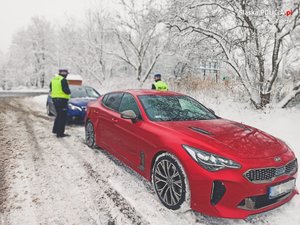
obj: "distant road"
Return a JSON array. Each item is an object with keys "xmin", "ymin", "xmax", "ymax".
[{"xmin": 0, "ymin": 90, "xmax": 48, "ymax": 97}]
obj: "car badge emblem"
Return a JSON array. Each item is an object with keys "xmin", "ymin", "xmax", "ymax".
[{"xmin": 274, "ymin": 156, "xmax": 281, "ymax": 162}]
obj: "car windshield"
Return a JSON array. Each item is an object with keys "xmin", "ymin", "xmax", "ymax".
[
  {"xmin": 139, "ymin": 95, "xmax": 217, "ymax": 121},
  {"xmin": 70, "ymin": 86, "xmax": 100, "ymax": 98}
]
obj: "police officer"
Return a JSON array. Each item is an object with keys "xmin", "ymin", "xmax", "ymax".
[
  {"xmin": 50, "ymin": 69, "xmax": 71, "ymax": 138},
  {"xmin": 151, "ymin": 73, "xmax": 168, "ymax": 91}
]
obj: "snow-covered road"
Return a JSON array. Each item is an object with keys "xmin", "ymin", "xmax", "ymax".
[{"xmin": 0, "ymin": 96, "xmax": 299, "ymax": 225}]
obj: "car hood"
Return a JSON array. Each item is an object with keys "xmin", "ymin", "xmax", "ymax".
[
  {"xmin": 69, "ymin": 98, "xmax": 97, "ymax": 107},
  {"xmin": 158, "ymin": 119, "xmax": 287, "ymax": 159}
]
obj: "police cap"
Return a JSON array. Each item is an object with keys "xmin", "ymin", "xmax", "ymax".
[
  {"xmin": 59, "ymin": 69, "xmax": 69, "ymax": 76},
  {"xmin": 154, "ymin": 73, "xmax": 161, "ymax": 78}
]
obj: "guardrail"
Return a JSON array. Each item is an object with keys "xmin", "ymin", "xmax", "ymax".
[{"xmin": 0, "ymin": 91, "xmax": 49, "ymax": 98}]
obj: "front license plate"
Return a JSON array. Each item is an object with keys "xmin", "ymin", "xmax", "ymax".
[{"xmin": 269, "ymin": 179, "xmax": 296, "ymax": 199}]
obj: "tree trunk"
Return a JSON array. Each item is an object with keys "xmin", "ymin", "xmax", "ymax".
[
  {"xmin": 40, "ymin": 73, "xmax": 45, "ymax": 88},
  {"xmin": 260, "ymin": 92, "xmax": 271, "ymax": 108},
  {"xmin": 137, "ymin": 65, "xmax": 142, "ymax": 81}
]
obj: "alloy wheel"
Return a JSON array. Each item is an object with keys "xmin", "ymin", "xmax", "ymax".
[
  {"xmin": 153, "ymin": 155, "xmax": 186, "ymax": 209},
  {"xmin": 85, "ymin": 121, "xmax": 95, "ymax": 148}
]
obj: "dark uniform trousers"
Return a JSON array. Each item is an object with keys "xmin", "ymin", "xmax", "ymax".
[{"xmin": 52, "ymin": 98, "xmax": 68, "ymax": 136}]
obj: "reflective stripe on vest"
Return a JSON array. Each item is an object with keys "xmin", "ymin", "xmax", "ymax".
[
  {"xmin": 50, "ymin": 75, "xmax": 70, "ymax": 99},
  {"xmin": 154, "ymin": 81, "xmax": 168, "ymax": 91}
]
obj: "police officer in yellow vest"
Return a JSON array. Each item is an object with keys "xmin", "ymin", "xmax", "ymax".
[
  {"xmin": 151, "ymin": 73, "xmax": 168, "ymax": 91},
  {"xmin": 50, "ymin": 69, "xmax": 71, "ymax": 138}
]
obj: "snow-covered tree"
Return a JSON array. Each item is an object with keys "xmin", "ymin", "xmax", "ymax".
[
  {"xmin": 276, "ymin": 26, "xmax": 300, "ymax": 107},
  {"xmin": 8, "ymin": 17, "xmax": 56, "ymax": 88},
  {"xmin": 112, "ymin": 0, "xmax": 169, "ymax": 85},
  {"xmin": 167, "ymin": 0, "xmax": 300, "ymax": 108},
  {"xmin": 57, "ymin": 11, "xmax": 116, "ymax": 85},
  {"xmin": 0, "ymin": 51, "xmax": 8, "ymax": 90},
  {"xmin": 57, "ymin": 20, "xmax": 90, "ymax": 79}
]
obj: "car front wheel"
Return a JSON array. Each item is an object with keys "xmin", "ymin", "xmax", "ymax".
[
  {"xmin": 85, "ymin": 120, "xmax": 96, "ymax": 148},
  {"xmin": 152, "ymin": 153, "xmax": 187, "ymax": 210}
]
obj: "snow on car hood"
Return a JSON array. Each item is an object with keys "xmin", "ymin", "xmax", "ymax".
[{"xmin": 158, "ymin": 119, "xmax": 287, "ymax": 159}]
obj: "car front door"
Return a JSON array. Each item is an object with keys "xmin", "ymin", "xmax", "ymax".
[
  {"xmin": 97, "ymin": 92, "xmax": 123, "ymax": 153},
  {"xmin": 114, "ymin": 93, "xmax": 153, "ymax": 170}
]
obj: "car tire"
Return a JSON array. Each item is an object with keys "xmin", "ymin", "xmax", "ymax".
[
  {"xmin": 152, "ymin": 153, "xmax": 187, "ymax": 210},
  {"xmin": 46, "ymin": 103, "xmax": 54, "ymax": 116},
  {"xmin": 85, "ymin": 120, "xmax": 96, "ymax": 148},
  {"xmin": 66, "ymin": 117, "xmax": 72, "ymax": 125}
]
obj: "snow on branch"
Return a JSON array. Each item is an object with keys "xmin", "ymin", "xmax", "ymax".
[{"xmin": 277, "ymin": 81, "xmax": 300, "ymax": 108}]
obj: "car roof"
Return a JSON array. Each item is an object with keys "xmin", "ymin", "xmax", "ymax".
[{"xmin": 108, "ymin": 89, "xmax": 184, "ymax": 96}]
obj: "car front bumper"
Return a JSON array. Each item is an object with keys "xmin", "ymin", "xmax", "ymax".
[
  {"xmin": 185, "ymin": 155, "xmax": 298, "ymax": 219},
  {"xmin": 67, "ymin": 110, "xmax": 86, "ymax": 122}
]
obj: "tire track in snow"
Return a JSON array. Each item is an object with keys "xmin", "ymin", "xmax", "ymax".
[
  {"xmin": 56, "ymin": 132, "xmax": 149, "ymax": 225},
  {"xmin": 0, "ymin": 106, "xmax": 12, "ymax": 216},
  {"xmin": 6, "ymin": 98, "xmax": 149, "ymax": 225},
  {"xmin": 0, "ymin": 100, "xmax": 39, "ymax": 225},
  {"xmin": 0, "ymin": 99, "xmax": 102, "ymax": 224},
  {"xmin": 5, "ymin": 99, "xmax": 52, "ymax": 122},
  {"xmin": 82, "ymin": 162, "xmax": 148, "ymax": 225},
  {"xmin": 5, "ymin": 99, "xmax": 47, "ymax": 170}
]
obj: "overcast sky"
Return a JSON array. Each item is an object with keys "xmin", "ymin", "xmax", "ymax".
[{"xmin": 0, "ymin": 0, "xmax": 112, "ymax": 53}]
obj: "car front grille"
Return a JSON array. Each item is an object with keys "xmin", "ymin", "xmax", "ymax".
[{"xmin": 244, "ymin": 159, "xmax": 298, "ymax": 183}]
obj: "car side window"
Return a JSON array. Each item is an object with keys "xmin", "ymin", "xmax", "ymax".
[
  {"xmin": 102, "ymin": 94, "xmax": 108, "ymax": 104},
  {"xmin": 119, "ymin": 93, "xmax": 142, "ymax": 119},
  {"xmin": 86, "ymin": 87, "xmax": 100, "ymax": 98},
  {"xmin": 103, "ymin": 93, "xmax": 123, "ymax": 111}
]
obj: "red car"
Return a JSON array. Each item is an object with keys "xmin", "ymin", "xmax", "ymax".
[{"xmin": 85, "ymin": 90, "xmax": 298, "ymax": 219}]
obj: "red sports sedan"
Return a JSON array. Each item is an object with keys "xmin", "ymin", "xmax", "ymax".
[{"xmin": 85, "ymin": 90, "xmax": 298, "ymax": 219}]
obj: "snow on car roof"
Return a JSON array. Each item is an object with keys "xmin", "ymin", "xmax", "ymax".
[{"xmin": 66, "ymin": 74, "xmax": 83, "ymax": 81}]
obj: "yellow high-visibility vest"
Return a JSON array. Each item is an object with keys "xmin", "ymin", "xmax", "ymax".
[
  {"xmin": 154, "ymin": 81, "xmax": 168, "ymax": 91},
  {"xmin": 50, "ymin": 75, "xmax": 70, "ymax": 99}
]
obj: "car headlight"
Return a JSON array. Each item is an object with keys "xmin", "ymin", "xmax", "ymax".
[
  {"xmin": 182, "ymin": 145, "xmax": 241, "ymax": 171},
  {"xmin": 68, "ymin": 103, "xmax": 82, "ymax": 111}
]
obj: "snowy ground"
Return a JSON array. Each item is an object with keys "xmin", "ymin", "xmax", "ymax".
[{"xmin": 0, "ymin": 95, "xmax": 299, "ymax": 225}]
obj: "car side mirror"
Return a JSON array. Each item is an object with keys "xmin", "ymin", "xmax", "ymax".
[{"xmin": 121, "ymin": 110, "xmax": 137, "ymax": 120}]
